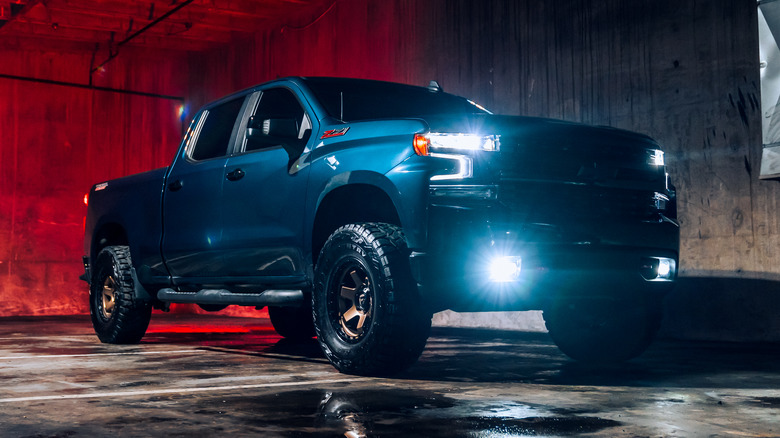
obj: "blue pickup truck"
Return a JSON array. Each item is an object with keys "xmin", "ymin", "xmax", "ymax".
[{"xmin": 82, "ymin": 77, "xmax": 679, "ymax": 375}]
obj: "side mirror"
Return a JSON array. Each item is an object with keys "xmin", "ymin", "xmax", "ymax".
[
  {"xmin": 247, "ymin": 116, "xmax": 298, "ymax": 139},
  {"xmin": 247, "ymin": 116, "xmax": 303, "ymax": 160}
]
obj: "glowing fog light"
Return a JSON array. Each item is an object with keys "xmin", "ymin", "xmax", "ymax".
[
  {"xmin": 489, "ymin": 256, "xmax": 522, "ymax": 282},
  {"xmin": 641, "ymin": 257, "xmax": 676, "ymax": 281},
  {"xmin": 657, "ymin": 258, "xmax": 673, "ymax": 279}
]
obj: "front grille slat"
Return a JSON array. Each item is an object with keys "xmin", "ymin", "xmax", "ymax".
[{"xmin": 499, "ymin": 183, "xmax": 662, "ymax": 221}]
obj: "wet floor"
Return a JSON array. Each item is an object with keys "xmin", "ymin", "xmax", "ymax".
[{"xmin": 1, "ymin": 314, "xmax": 779, "ymax": 437}]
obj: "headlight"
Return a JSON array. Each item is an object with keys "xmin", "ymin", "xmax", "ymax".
[
  {"xmin": 414, "ymin": 133, "xmax": 499, "ymax": 181},
  {"xmin": 650, "ymin": 149, "xmax": 665, "ymax": 166},
  {"xmin": 413, "ymin": 133, "xmax": 500, "ymax": 156}
]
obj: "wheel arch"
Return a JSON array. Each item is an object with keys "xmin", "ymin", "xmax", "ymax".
[
  {"xmin": 91, "ymin": 222, "xmax": 129, "ymax": 265},
  {"xmin": 311, "ymin": 179, "xmax": 402, "ymax": 266}
]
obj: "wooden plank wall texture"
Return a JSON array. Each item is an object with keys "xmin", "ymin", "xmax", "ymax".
[
  {"xmin": 0, "ymin": 44, "xmax": 186, "ymax": 315},
  {"xmin": 189, "ymin": 0, "xmax": 773, "ymax": 278}
]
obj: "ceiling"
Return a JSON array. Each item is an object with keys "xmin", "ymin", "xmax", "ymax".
[{"xmin": 0, "ymin": 0, "xmax": 332, "ymax": 51}]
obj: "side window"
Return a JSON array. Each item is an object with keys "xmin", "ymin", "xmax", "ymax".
[
  {"xmin": 190, "ymin": 97, "xmax": 244, "ymax": 161},
  {"xmin": 245, "ymin": 88, "xmax": 312, "ymax": 153}
]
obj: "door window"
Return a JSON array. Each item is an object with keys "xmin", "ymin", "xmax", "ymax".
[{"xmin": 189, "ymin": 97, "xmax": 244, "ymax": 161}]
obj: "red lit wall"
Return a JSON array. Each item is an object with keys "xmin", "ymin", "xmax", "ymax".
[{"xmin": 0, "ymin": 45, "xmax": 186, "ymax": 316}]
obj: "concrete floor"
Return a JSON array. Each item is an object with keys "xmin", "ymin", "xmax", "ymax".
[{"xmin": 1, "ymin": 314, "xmax": 779, "ymax": 437}]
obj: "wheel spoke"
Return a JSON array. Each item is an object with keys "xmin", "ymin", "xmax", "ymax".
[
  {"xmin": 356, "ymin": 312, "xmax": 368, "ymax": 330},
  {"xmin": 343, "ymin": 305, "xmax": 361, "ymax": 323},
  {"xmin": 349, "ymin": 270, "xmax": 364, "ymax": 290},
  {"xmin": 340, "ymin": 285, "xmax": 356, "ymax": 301},
  {"xmin": 101, "ymin": 276, "xmax": 117, "ymax": 319}
]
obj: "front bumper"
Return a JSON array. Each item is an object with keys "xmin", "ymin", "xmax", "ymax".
[{"xmin": 410, "ymin": 204, "xmax": 679, "ymax": 312}]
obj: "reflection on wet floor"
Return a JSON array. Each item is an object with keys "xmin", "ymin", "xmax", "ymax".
[
  {"xmin": 1, "ymin": 314, "xmax": 780, "ymax": 437},
  {"xmin": 238, "ymin": 389, "xmax": 621, "ymax": 437}
]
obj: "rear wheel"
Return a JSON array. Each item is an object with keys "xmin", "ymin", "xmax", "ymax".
[
  {"xmin": 313, "ymin": 223, "xmax": 431, "ymax": 376},
  {"xmin": 90, "ymin": 246, "xmax": 152, "ymax": 344},
  {"xmin": 543, "ymin": 294, "xmax": 662, "ymax": 363},
  {"xmin": 268, "ymin": 304, "xmax": 315, "ymax": 340}
]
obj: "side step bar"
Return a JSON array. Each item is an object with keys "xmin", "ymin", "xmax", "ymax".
[{"xmin": 157, "ymin": 288, "xmax": 304, "ymax": 308}]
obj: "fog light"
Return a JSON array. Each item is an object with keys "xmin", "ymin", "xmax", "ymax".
[
  {"xmin": 656, "ymin": 258, "xmax": 674, "ymax": 279},
  {"xmin": 641, "ymin": 257, "xmax": 676, "ymax": 281},
  {"xmin": 489, "ymin": 256, "xmax": 522, "ymax": 282}
]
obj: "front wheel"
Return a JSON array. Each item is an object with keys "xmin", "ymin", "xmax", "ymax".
[
  {"xmin": 313, "ymin": 223, "xmax": 431, "ymax": 376},
  {"xmin": 89, "ymin": 246, "xmax": 152, "ymax": 344},
  {"xmin": 543, "ymin": 294, "xmax": 663, "ymax": 363}
]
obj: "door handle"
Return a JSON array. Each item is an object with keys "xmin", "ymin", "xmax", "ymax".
[
  {"xmin": 226, "ymin": 168, "xmax": 245, "ymax": 181},
  {"xmin": 168, "ymin": 179, "xmax": 183, "ymax": 191}
]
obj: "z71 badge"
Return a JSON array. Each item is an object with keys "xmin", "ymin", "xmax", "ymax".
[{"xmin": 320, "ymin": 127, "xmax": 350, "ymax": 139}]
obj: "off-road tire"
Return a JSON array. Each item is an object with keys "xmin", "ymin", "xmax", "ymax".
[
  {"xmin": 313, "ymin": 223, "xmax": 431, "ymax": 376},
  {"xmin": 269, "ymin": 304, "xmax": 315, "ymax": 340},
  {"xmin": 90, "ymin": 246, "xmax": 152, "ymax": 344},
  {"xmin": 543, "ymin": 295, "xmax": 662, "ymax": 363}
]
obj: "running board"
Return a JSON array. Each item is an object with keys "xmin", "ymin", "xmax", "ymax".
[{"xmin": 157, "ymin": 288, "xmax": 304, "ymax": 307}]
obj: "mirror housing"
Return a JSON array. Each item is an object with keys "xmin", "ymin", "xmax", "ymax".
[
  {"xmin": 247, "ymin": 116, "xmax": 303, "ymax": 159},
  {"xmin": 247, "ymin": 116, "xmax": 298, "ymax": 139}
]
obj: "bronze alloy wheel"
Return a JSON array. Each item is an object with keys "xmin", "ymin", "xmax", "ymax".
[
  {"xmin": 101, "ymin": 275, "xmax": 118, "ymax": 320},
  {"xmin": 313, "ymin": 223, "xmax": 433, "ymax": 375},
  {"xmin": 331, "ymin": 260, "xmax": 373, "ymax": 341}
]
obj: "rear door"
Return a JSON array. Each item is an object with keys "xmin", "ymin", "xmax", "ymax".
[{"xmin": 161, "ymin": 95, "xmax": 247, "ymax": 280}]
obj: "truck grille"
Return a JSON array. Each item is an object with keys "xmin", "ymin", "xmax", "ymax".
[{"xmin": 498, "ymin": 183, "xmax": 663, "ymax": 222}]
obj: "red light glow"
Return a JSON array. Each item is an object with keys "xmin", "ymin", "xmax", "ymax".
[{"xmin": 146, "ymin": 324, "xmax": 252, "ymax": 334}]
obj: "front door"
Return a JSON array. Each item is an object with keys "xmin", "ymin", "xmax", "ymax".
[{"xmin": 219, "ymin": 86, "xmax": 316, "ymax": 281}]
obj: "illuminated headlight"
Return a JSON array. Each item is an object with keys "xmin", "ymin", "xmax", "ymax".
[
  {"xmin": 427, "ymin": 133, "xmax": 500, "ymax": 152},
  {"xmin": 414, "ymin": 133, "xmax": 500, "ymax": 156},
  {"xmin": 414, "ymin": 133, "xmax": 499, "ymax": 181},
  {"xmin": 430, "ymin": 153, "xmax": 473, "ymax": 181},
  {"xmin": 650, "ymin": 149, "xmax": 665, "ymax": 166},
  {"xmin": 488, "ymin": 256, "xmax": 522, "ymax": 282}
]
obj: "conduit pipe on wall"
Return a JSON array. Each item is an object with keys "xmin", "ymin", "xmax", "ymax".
[{"xmin": 0, "ymin": 73, "xmax": 184, "ymax": 101}]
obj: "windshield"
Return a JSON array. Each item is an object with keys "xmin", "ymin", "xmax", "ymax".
[{"xmin": 303, "ymin": 77, "xmax": 491, "ymax": 122}]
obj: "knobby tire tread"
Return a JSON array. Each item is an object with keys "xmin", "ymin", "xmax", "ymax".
[
  {"xmin": 314, "ymin": 223, "xmax": 431, "ymax": 376},
  {"xmin": 91, "ymin": 246, "xmax": 151, "ymax": 344}
]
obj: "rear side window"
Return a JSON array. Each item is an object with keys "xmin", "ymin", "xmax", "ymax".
[{"xmin": 190, "ymin": 97, "xmax": 244, "ymax": 161}]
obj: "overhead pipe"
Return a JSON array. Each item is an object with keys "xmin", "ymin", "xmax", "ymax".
[
  {"xmin": 89, "ymin": 0, "xmax": 195, "ymax": 83},
  {"xmin": 0, "ymin": 73, "xmax": 184, "ymax": 101}
]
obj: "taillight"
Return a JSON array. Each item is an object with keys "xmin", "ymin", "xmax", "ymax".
[{"xmin": 84, "ymin": 193, "xmax": 89, "ymax": 206}]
